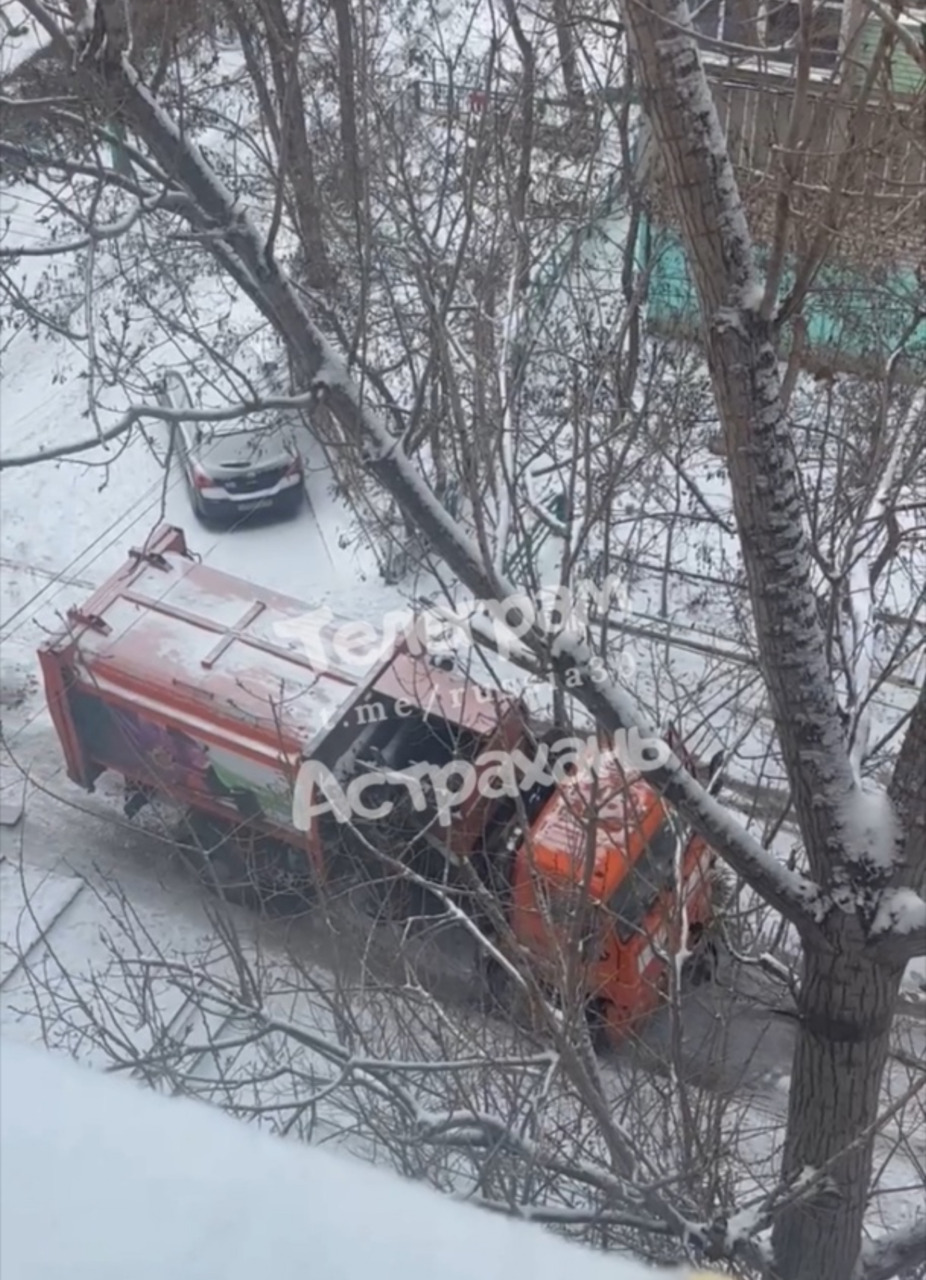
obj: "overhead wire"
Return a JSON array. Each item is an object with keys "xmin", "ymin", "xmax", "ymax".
[
  {"xmin": 1, "ymin": 434, "xmax": 180, "ymax": 639},
  {"xmin": 2, "ymin": 418, "xmax": 316, "ymax": 748}
]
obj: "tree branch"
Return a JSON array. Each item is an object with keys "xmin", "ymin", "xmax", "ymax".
[
  {"xmin": 0, "ymin": 391, "xmax": 320, "ymax": 469},
  {"xmin": 0, "ymin": 190, "xmax": 177, "ymax": 258},
  {"xmin": 619, "ymin": 0, "xmax": 869, "ymax": 894}
]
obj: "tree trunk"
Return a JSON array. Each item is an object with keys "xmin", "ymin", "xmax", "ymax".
[
  {"xmin": 551, "ymin": 0, "xmax": 585, "ymax": 116},
  {"xmin": 772, "ymin": 945, "xmax": 901, "ymax": 1280},
  {"xmin": 331, "ymin": 0, "xmax": 361, "ymax": 211},
  {"xmin": 226, "ymin": 0, "xmax": 331, "ymax": 291},
  {"xmin": 615, "ymin": 4, "xmax": 925, "ymax": 1278}
]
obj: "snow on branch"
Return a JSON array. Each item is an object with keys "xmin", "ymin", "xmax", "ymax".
[
  {"xmin": 0, "ymin": 191, "xmax": 174, "ymax": 259},
  {"xmin": 96, "ymin": 950, "xmax": 704, "ymax": 1247},
  {"xmin": 27, "ymin": 0, "xmax": 880, "ymax": 943},
  {"xmin": 363, "ymin": 434, "xmax": 829, "ymax": 929},
  {"xmin": 618, "ymin": 0, "xmax": 912, "ymax": 907},
  {"xmin": 870, "ymin": 887, "xmax": 926, "ymax": 950},
  {"xmin": 631, "ymin": 0, "xmax": 759, "ymax": 314},
  {"xmin": 546, "ymin": 633, "xmax": 829, "ymax": 930}
]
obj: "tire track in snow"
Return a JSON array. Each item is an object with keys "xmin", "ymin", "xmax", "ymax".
[{"xmin": 0, "ymin": 557, "xmax": 97, "ymax": 594}]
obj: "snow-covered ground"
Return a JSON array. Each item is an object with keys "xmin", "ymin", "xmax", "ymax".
[
  {"xmin": 0, "ymin": 3, "xmax": 48, "ymax": 80},
  {"xmin": 2, "ymin": 267, "xmax": 919, "ymax": 997},
  {"xmin": 0, "ymin": 226, "xmax": 405, "ymax": 726},
  {"xmin": 0, "ymin": 137, "xmax": 922, "ymax": 1004},
  {"xmin": 2, "ymin": 1035, "xmax": 717, "ymax": 1280}
]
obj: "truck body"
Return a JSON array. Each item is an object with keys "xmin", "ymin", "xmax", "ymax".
[{"xmin": 38, "ymin": 525, "xmax": 718, "ymax": 1046}]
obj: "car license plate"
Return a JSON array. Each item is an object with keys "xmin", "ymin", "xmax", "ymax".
[{"xmin": 241, "ymin": 498, "xmax": 274, "ymax": 512}]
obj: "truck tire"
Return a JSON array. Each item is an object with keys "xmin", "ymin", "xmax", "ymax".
[
  {"xmin": 176, "ymin": 811, "xmax": 254, "ymax": 909},
  {"xmin": 205, "ymin": 842, "xmax": 254, "ymax": 906},
  {"xmin": 584, "ymin": 998, "xmax": 612, "ymax": 1055},
  {"xmin": 480, "ymin": 952, "xmax": 512, "ymax": 1016},
  {"xmin": 682, "ymin": 926, "xmax": 720, "ymax": 987}
]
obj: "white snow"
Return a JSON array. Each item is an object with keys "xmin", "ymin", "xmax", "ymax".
[
  {"xmin": 900, "ymin": 953, "xmax": 926, "ymax": 1004},
  {"xmin": 0, "ymin": 860, "xmax": 83, "ymax": 985},
  {"xmin": 738, "ymin": 279, "xmax": 766, "ymax": 312},
  {"xmin": 722, "ymin": 1202, "xmax": 765, "ymax": 1252},
  {"xmin": 872, "ymin": 886, "xmax": 926, "ymax": 940},
  {"xmin": 0, "ymin": 1035, "xmax": 701, "ymax": 1280},
  {"xmin": 0, "ymin": 3, "xmax": 48, "ymax": 79},
  {"xmin": 839, "ymin": 785, "xmax": 900, "ymax": 871}
]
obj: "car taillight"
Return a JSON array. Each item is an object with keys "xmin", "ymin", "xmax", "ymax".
[
  {"xmin": 191, "ymin": 464, "xmax": 212, "ymax": 490},
  {"xmin": 284, "ymin": 455, "xmax": 303, "ymax": 478}
]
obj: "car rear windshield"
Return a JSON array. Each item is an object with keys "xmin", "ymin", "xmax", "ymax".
[{"xmin": 199, "ymin": 426, "xmax": 291, "ymax": 468}]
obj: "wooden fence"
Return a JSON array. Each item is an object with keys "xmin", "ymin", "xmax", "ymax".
[{"xmin": 691, "ymin": 67, "xmax": 924, "ymax": 265}]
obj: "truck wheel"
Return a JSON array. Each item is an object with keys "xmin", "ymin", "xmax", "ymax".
[
  {"xmin": 480, "ymin": 953, "xmax": 512, "ymax": 1016},
  {"xmin": 204, "ymin": 842, "xmax": 255, "ymax": 907},
  {"xmin": 683, "ymin": 929, "xmax": 720, "ymax": 987},
  {"xmin": 584, "ymin": 998, "xmax": 612, "ymax": 1055},
  {"xmin": 176, "ymin": 812, "xmax": 254, "ymax": 908}
]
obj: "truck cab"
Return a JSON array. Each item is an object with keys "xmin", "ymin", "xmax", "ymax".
[{"xmin": 510, "ymin": 748, "xmax": 717, "ymax": 1045}]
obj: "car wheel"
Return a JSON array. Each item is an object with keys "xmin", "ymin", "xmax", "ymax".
[
  {"xmin": 283, "ymin": 486, "xmax": 305, "ymax": 519},
  {"xmin": 190, "ymin": 487, "xmax": 215, "ymax": 527}
]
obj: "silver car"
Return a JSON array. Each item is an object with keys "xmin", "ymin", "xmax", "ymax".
[{"xmin": 156, "ymin": 370, "xmax": 305, "ymax": 526}]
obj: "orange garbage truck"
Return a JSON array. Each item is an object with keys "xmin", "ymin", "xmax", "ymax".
[{"xmin": 38, "ymin": 524, "xmax": 724, "ymax": 1047}]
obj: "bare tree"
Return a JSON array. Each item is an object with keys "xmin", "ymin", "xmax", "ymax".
[
  {"xmin": 552, "ymin": 0, "xmax": 586, "ymax": 115},
  {"xmin": 618, "ymin": 4, "xmax": 925, "ymax": 1275},
  {"xmin": 0, "ymin": 1, "xmax": 924, "ymax": 1278},
  {"xmin": 329, "ymin": 0, "xmax": 361, "ymax": 209}
]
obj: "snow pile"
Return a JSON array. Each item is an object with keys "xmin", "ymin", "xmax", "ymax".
[
  {"xmin": 900, "ymin": 953, "xmax": 926, "ymax": 1005},
  {"xmin": 0, "ymin": 1036, "xmax": 710, "ymax": 1280},
  {"xmin": 873, "ymin": 887, "xmax": 926, "ymax": 941},
  {"xmin": 840, "ymin": 785, "xmax": 899, "ymax": 870}
]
